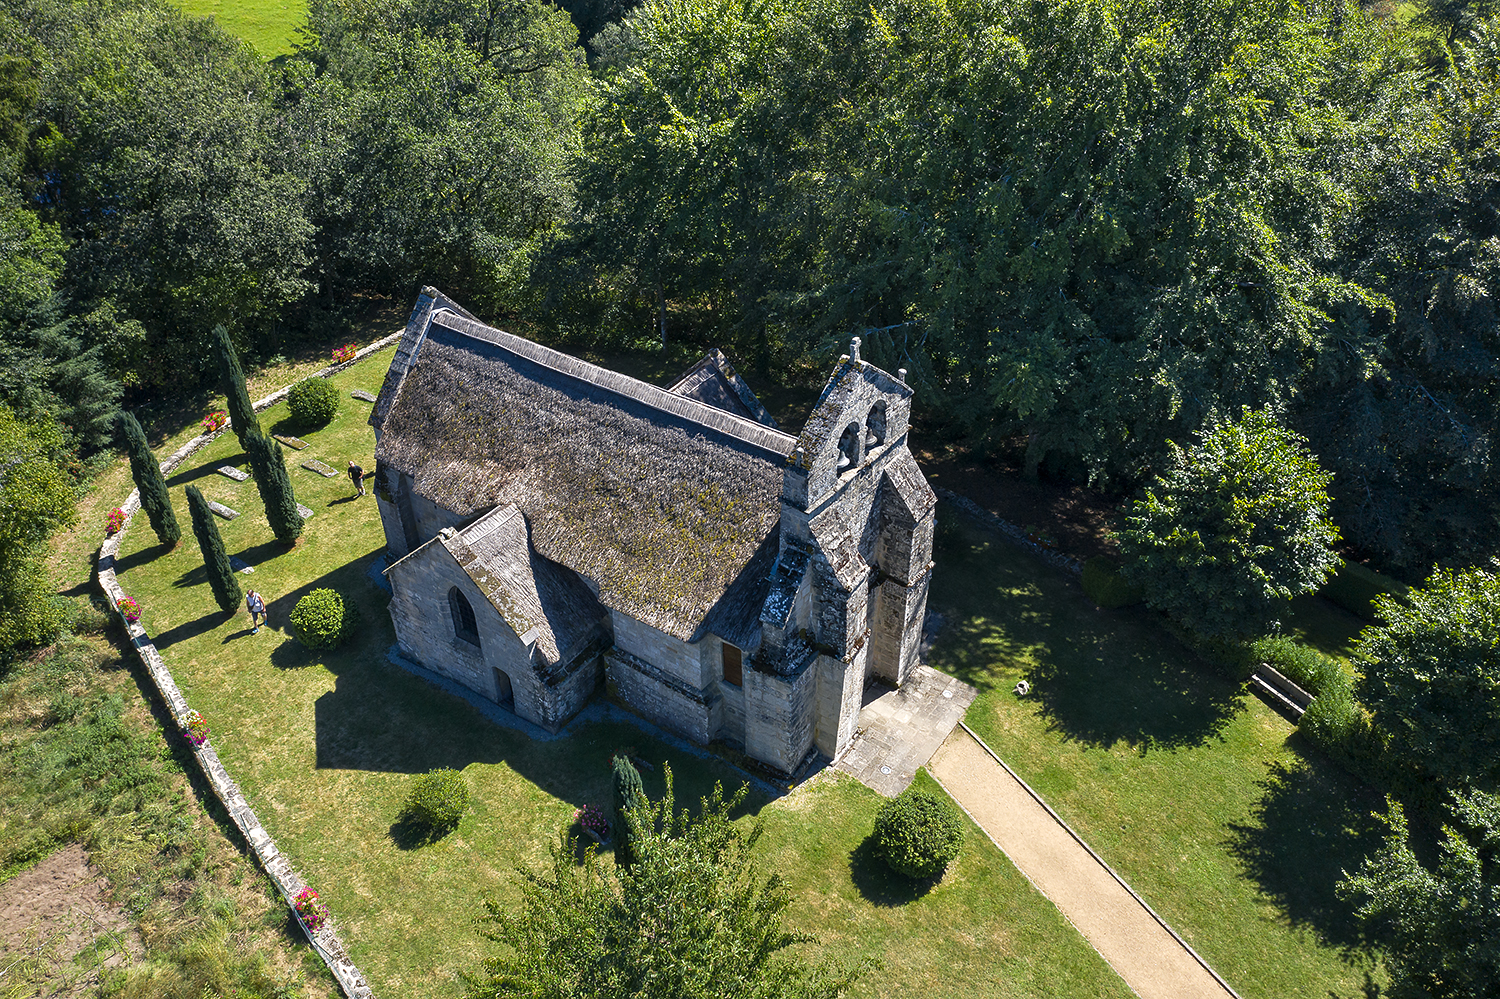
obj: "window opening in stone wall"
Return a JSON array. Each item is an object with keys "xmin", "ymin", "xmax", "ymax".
[
  {"xmin": 865, "ymin": 401, "xmax": 887, "ymax": 449},
  {"xmin": 449, "ymin": 587, "xmax": 480, "ymax": 647},
  {"xmin": 722, "ymin": 642, "xmax": 742, "ymax": 687},
  {"xmin": 493, "ymin": 667, "xmax": 514, "ymax": 710},
  {"xmin": 837, "ymin": 423, "xmax": 861, "ymax": 471}
]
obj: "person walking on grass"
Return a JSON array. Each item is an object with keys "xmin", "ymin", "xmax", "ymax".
[
  {"xmin": 246, "ymin": 589, "xmax": 266, "ymax": 634},
  {"xmin": 348, "ymin": 461, "xmax": 365, "ymax": 497}
]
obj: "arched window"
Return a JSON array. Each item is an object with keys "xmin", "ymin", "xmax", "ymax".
[
  {"xmin": 865, "ymin": 401, "xmax": 887, "ymax": 449},
  {"xmin": 449, "ymin": 587, "xmax": 479, "ymax": 647},
  {"xmin": 837, "ymin": 423, "xmax": 862, "ymax": 472}
]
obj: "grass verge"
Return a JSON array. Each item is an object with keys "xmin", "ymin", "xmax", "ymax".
[
  {"xmin": 172, "ymin": 0, "xmax": 306, "ymax": 58},
  {"xmin": 928, "ymin": 505, "xmax": 1387, "ymax": 999}
]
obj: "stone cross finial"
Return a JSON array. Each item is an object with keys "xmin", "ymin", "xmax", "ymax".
[
  {"xmin": 850, "ymin": 336, "xmax": 861, "ymax": 363},
  {"xmin": 897, "ymin": 368, "xmax": 908, "ymax": 383}
]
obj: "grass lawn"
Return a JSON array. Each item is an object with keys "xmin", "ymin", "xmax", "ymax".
[
  {"xmin": 172, "ymin": 0, "xmax": 305, "ymax": 57},
  {"xmin": 928, "ymin": 508, "xmax": 1388, "ymax": 999},
  {"xmin": 111, "ymin": 352, "xmax": 1134, "ymax": 999}
]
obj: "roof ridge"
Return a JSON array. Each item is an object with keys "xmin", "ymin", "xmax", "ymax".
[{"xmin": 428, "ymin": 310, "xmax": 797, "ymax": 459}]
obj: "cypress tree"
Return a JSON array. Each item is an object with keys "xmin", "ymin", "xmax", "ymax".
[
  {"xmin": 611, "ymin": 755, "xmax": 646, "ymax": 865},
  {"xmin": 118, "ymin": 411, "xmax": 180, "ymax": 545},
  {"xmin": 243, "ymin": 430, "xmax": 303, "ymax": 544},
  {"xmin": 186, "ymin": 485, "xmax": 241, "ymax": 612},
  {"xmin": 212, "ymin": 324, "xmax": 260, "ymax": 443}
]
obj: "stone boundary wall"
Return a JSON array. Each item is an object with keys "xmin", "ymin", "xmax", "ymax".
[
  {"xmin": 935, "ymin": 487, "xmax": 1085, "ymax": 577},
  {"xmin": 95, "ymin": 332, "xmax": 403, "ymax": 999}
]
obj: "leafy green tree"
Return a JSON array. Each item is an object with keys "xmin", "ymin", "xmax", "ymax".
[
  {"xmin": 1116, "ymin": 409, "xmax": 1341, "ymax": 641},
  {"xmin": 1339, "ymin": 790, "xmax": 1500, "ymax": 999},
  {"xmin": 0, "ymin": 403, "xmax": 76, "ymax": 650},
  {"xmin": 293, "ymin": 0, "xmax": 589, "ymax": 311},
  {"xmin": 185, "ymin": 485, "xmax": 240, "ymax": 613},
  {"xmin": 1355, "ymin": 568, "xmax": 1500, "ymax": 790},
  {"xmin": 118, "ymin": 410, "xmax": 179, "ymax": 546},
  {"xmin": 610, "ymin": 754, "xmax": 645, "ymax": 865},
  {"xmin": 17, "ymin": 0, "xmax": 312, "ymax": 389},
  {"xmin": 470, "ymin": 769, "xmax": 858, "ymax": 999},
  {"xmin": 212, "ymin": 324, "xmax": 260, "ymax": 444},
  {"xmin": 242, "ymin": 430, "xmax": 303, "ymax": 545}
]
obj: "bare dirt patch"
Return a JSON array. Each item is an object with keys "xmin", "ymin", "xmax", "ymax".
[{"xmin": 0, "ymin": 843, "xmax": 142, "ymax": 997}]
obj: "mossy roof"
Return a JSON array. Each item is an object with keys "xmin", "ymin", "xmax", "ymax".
[{"xmin": 375, "ymin": 310, "xmax": 796, "ymax": 642}]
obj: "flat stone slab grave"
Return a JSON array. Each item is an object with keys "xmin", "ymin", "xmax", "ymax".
[
  {"xmin": 301, "ymin": 459, "xmax": 338, "ymax": 478},
  {"xmin": 351, "ymin": 389, "xmax": 376, "ymax": 402},
  {"xmin": 217, "ymin": 466, "xmax": 250, "ymax": 482},
  {"xmin": 229, "ymin": 557, "xmax": 255, "ymax": 574},
  {"xmin": 207, "ymin": 501, "xmax": 238, "ymax": 521},
  {"xmin": 273, "ymin": 434, "xmax": 308, "ymax": 450},
  {"xmin": 834, "ymin": 665, "xmax": 978, "ymax": 796},
  {"xmin": 296, "ymin": 503, "xmax": 313, "ymax": 520}
]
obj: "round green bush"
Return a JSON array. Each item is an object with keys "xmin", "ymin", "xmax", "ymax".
[
  {"xmin": 404, "ymin": 768, "xmax": 470, "ymax": 832},
  {"xmin": 873, "ymin": 788, "xmax": 964, "ymax": 880},
  {"xmin": 289, "ymin": 588, "xmax": 355, "ymax": 649},
  {"xmin": 287, "ymin": 376, "xmax": 340, "ymax": 429},
  {"xmin": 1081, "ymin": 557, "xmax": 1143, "ymax": 608}
]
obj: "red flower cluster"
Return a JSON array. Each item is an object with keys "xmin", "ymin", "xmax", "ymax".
[
  {"xmin": 294, "ymin": 887, "xmax": 329, "ymax": 931},
  {"xmin": 202, "ymin": 410, "xmax": 229, "ymax": 433},
  {"xmin": 331, "ymin": 343, "xmax": 358, "ymax": 364},
  {"xmin": 116, "ymin": 597, "xmax": 141, "ymax": 624},
  {"xmin": 106, "ymin": 508, "xmax": 126, "ymax": 534}
]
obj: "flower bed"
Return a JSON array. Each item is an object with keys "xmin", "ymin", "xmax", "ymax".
[
  {"xmin": 332, "ymin": 343, "xmax": 358, "ymax": 364},
  {"xmin": 116, "ymin": 596, "xmax": 140, "ymax": 624},
  {"xmin": 202, "ymin": 410, "xmax": 229, "ymax": 433},
  {"xmin": 295, "ymin": 887, "xmax": 330, "ymax": 932},
  {"xmin": 181, "ymin": 708, "xmax": 210, "ymax": 747},
  {"xmin": 574, "ymin": 804, "xmax": 611, "ymax": 843},
  {"xmin": 106, "ymin": 508, "xmax": 126, "ymax": 535}
]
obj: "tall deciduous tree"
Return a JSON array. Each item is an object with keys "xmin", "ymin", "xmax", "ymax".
[
  {"xmin": 1116, "ymin": 409, "xmax": 1341, "ymax": 642},
  {"xmin": 185, "ymin": 485, "xmax": 240, "ymax": 613},
  {"xmin": 0, "ymin": 403, "xmax": 76, "ymax": 650},
  {"xmin": 1355, "ymin": 568, "xmax": 1500, "ymax": 790},
  {"xmin": 1339, "ymin": 790, "xmax": 1500, "ymax": 999},
  {"xmin": 118, "ymin": 410, "xmax": 179, "ymax": 546},
  {"xmin": 242, "ymin": 430, "xmax": 302, "ymax": 545},
  {"xmin": 212, "ymin": 325, "xmax": 260, "ymax": 445},
  {"xmin": 470, "ymin": 770, "xmax": 859, "ymax": 999}
]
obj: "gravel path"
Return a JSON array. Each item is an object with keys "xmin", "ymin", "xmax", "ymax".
[{"xmin": 928, "ymin": 727, "xmax": 1238, "ymax": 999}]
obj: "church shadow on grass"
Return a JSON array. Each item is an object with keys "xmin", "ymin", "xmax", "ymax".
[
  {"xmin": 847, "ymin": 835, "xmax": 937, "ymax": 906},
  {"xmin": 929, "ymin": 507, "xmax": 1241, "ymax": 752},
  {"xmin": 1225, "ymin": 751, "xmax": 1388, "ymax": 956}
]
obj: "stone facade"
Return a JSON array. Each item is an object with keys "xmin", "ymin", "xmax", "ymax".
[{"xmin": 372, "ymin": 292, "xmax": 935, "ymax": 776}]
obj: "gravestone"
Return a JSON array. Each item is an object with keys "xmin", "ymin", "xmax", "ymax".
[
  {"xmin": 208, "ymin": 501, "xmax": 239, "ymax": 520},
  {"xmin": 296, "ymin": 503, "xmax": 314, "ymax": 520},
  {"xmin": 351, "ymin": 390, "xmax": 377, "ymax": 403},
  {"xmin": 273, "ymin": 434, "xmax": 308, "ymax": 450},
  {"xmin": 301, "ymin": 459, "xmax": 338, "ymax": 478},
  {"xmin": 217, "ymin": 466, "xmax": 250, "ymax": 482},
  {"xmin": 230, "ymin": 557, "xmax": 255, "ymax": 574}
]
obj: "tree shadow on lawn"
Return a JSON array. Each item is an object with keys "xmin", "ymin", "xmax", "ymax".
[
  {"xmin": 165, "ymin": 451, "xmax": 249, "ymax": 489},
  {"xmin": 930, "ymin": 512, "xmax": 1241, "ymax": 751},
  {"xmin": 847, "ymin": 834, "xmax": 936, "ymax": 906},
  {"xmin": 155, "ymin": 607, "xmax": 238, "ymax": 650},
  {"xmin": 112, "ymin": 541, "xmax": 178, "ymax": 575},
  {"xmin": 1225, "ymin": 748, "xmax": 1387, "ymax": 956}
]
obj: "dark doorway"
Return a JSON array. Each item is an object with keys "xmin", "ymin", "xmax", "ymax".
[{"xmin": 492, "ymin": 668, "xmax": 514, "ymax": 711}]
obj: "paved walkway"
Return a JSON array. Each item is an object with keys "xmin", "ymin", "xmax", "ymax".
[
  {"xmin": 834, "ymin": 666, "xmax": 977, "ymax": 796},
  {"xmin": 928, "ymin": 727, "xmax": 1239, "ymax": 999}
]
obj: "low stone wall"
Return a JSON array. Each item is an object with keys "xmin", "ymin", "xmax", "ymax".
[
  {"xmin": 95, "ymin": 333, "xmax": 403, "ymax": 999},
  {"xmin": 935, "ymin": 487, "xmax": 1084, "ymax": 577}
]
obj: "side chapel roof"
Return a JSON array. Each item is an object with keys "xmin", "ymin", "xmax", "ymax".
[{"xmin": 373, "ymin": 298, "xmax": 797, "ymax": 643}]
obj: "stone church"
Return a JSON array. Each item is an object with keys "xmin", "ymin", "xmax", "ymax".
[{"xmin": 371, "ymin": 289, "xmax": 936, "ymax": 777}]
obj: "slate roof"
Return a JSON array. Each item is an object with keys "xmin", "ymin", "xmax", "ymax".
[
  {"xmin": 374, "ymin": 305, "xmax": 797, "ymax": 643},
  {"xmin": 668, "ymin": 349, "xmax": 779, "ymax": 429},
  {"xmin": 441, "ymin": 505, "xmax": 605, "ymax": 665}
]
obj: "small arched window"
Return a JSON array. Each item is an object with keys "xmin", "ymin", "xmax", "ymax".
[
  {"xmin": 449, "ymin": 587, "xmax": 480, "ymax": 647},
  {"xmin": 837, "ymin": 423, "xmax": 862, "ymax": 472},
  {"xmin": 865, "ymin": 401, "xmax": 887, "ymax": 449}
]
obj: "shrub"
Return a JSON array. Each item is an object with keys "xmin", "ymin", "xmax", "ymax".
[
  {"xmin": 1081, "ymin": 557, "xmax": 1143, "ymax": 608},
  {"xmin": 612, "ymin": 755, "xmax": 646, "ymax": 865},
  {"xmin": 289, "ymin": 589, "xmax": 354, "ymax": 649},
  {"xmin": 403, "ymin": 768, "xmax": 469, "ymax": 834},
  {"xmin": 287, "ymin": 377, "xmax": 340, "ymax": 429},
  {"xmin": 1247, "ymin": 635, "xmax": 1343, "ymax": 696},
  {"xmin": 872, "ymin": 788, "xmax": 963, "ymax": 880},
  {"xmin": 1298, "ymin": 673, "xmax": 1383, "ymax": 779}
]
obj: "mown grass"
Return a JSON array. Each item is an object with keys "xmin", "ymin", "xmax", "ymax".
[
  {"xmin": 173, "ymin": 0, "xmax": 306, "ymax": 58},
  {"xmin": 928, "ymin": 507, "xmax": 1387, "ymax": 999},
  {"xmin": 0, "ymin": 628, "xmax": 337, "ymax": 999},
  {"xmin": 110, "ymin": 351, "xmax": 1134, "ymax": 999}
]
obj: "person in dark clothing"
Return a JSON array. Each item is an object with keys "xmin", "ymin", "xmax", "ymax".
[{"xmin": 348, "ymin": 461, "xmax": 365, "ymax": 497}]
